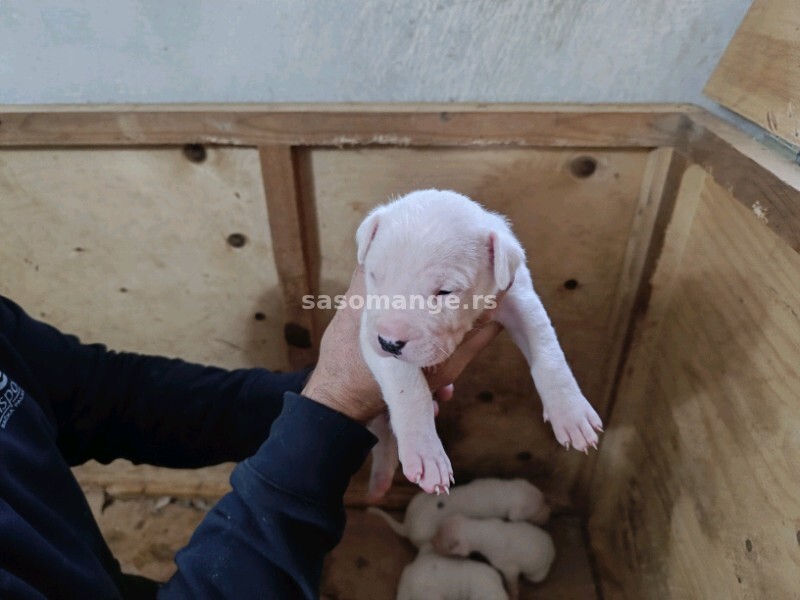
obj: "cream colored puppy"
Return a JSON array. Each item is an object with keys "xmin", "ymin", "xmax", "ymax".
[
  {"xmin": 368, "ymin": 478, "xmax": 550, "ymax": 548},
  {"xmin": 431, "ymin": 515, "xmax": 556, "ymax": 600},
  {"xmin": 397, "ymin": 552, "xmax": 509, "ymax": 600},
  {"xmin": 357, "ymin": 189, "xmax": 603, "ymax": 496}
]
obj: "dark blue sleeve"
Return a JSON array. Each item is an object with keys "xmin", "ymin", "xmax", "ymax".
[
  {"xmin": 0, "ymin": 295, "xmax": 310, "ymax": 467},
  {"xmin": 159, "ymin": 392, "xmax": 377, "ymax": 600}
]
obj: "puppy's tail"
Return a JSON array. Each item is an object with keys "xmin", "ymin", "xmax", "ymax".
[{"xmin": 366, "ymin": 506, "xmax": 408, "ymax": 538}]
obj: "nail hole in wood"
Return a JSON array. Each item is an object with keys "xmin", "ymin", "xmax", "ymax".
[
  {"xmin": 477, "ymin": 390, "xmax": 494, "ymax": 403},
  {"xmin": 570, "ymin": 156, "xmax": 597, "ymax": 178},
  {"xmin": 564, "ymin": 279, "xmax": 579, "ymax": 290},
  {"xmin": 227, "ymin": 233, "xmax": 247, "ymax": 248},
  {"xmin": 745, "ymin": 539, "xmax": 753, "ymax": 552},
  {"xmin": 183, "ymin": 143, "xmax": 207, "ymax": 163},
  {"xmin": 284, "ymin": 322, "xmax": 312, "ymax": 349},
  {"xmin": 119, "ymin": 287, "xmax": 127, "ymax": 293},
  {"xmin": 254, "ymin": 312, "xmax": 266, "ymax": 321},
  {"xmin": 516, "ymin": 451, "xmax": 533, "ymax": 461}
]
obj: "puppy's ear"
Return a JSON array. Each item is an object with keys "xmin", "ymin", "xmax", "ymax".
[
  {"xmin": 489, "ymin": 230, "xmax": 525, "ymax": 290},
  {"xmin": 355, "ymin": 207, "xmax": 384, "ymax": 265}
]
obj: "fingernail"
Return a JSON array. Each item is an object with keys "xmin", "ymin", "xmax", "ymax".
[
  {"xmin": 435, "ymin": 486, "xmax": 440, "ymax": 495},
  {"xmin": 415, "ymin": 474, "xmax": 422, "ymax": 484},
  {"xmin": 592, "ymin": 442, "xmax": 598, "ymax": 451}
]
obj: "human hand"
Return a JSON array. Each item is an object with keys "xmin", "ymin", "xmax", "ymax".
[{"xmin": 301, "ymin": 268, "xmax": 503, "ymax": 424}]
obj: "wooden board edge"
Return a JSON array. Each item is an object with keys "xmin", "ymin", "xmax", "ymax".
[
  {"xmin": 677, "ymin": 111, "xmax": 800, "ymax": 253},
  {"xmin": 0, "ymin": 105, "xmax": 692, "ymax": 148},
  {"xmin": 260, "ymin": 145, "xmax": 319, "ymax": 368},
  {"xmin": 572, "ymin": 148, "xmax": 690, "ymax": 509},
  {"xmin": 584, "ymin": 165, "xmax": 709, "ymax": 597}
]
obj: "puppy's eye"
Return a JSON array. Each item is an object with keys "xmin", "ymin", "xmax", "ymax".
[{"xmin": 436, "ymin": 290, "xmax": 452, "ymax": 296}]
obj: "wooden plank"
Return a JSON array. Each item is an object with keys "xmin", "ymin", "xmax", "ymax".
[
  {"xmin": 0, "ymin": 104, "xmax": 689, "ymax": 147},
  {"xmin": 307, "ymin": 146, "xmax": 650, "ymax": 509},
  {"xmin": 322, "ymin": 513, "xmax": 598, "ymax": 600},
  {"xmin": 73, "ymin": 458, "xmax": 418, "ymax": 511},
  {"xmin": 705, "ymin": 0, "xmax": 800, "ymax": 148},
  {"xmin": 589, "ymin": 172, "xmax": 800, "ymax": 599},
  {"xmin": 260, "ymin": 145, "xmax": 318, "ymax": 368},
  {"xmin": 678, "ymin": 111, "xmax": 800, "ymax": 254},
  {"xmin": 599, "ymin": 148, "xmax": 688, "ymax": 416},
  {"xmin": 575, "ymin": 148, "xmax": 690, "ymax": 506}
]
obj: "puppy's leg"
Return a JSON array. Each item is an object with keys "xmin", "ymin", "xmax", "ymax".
[
  {"xmin": 494, "ymin": 266, "xmax": 603, "ymax": 452},
  {"xmin": 361, "ymin": 325, "xmax": 452, "ymax": 494},
  {"xmin": 366, "ymin": 413, "xmax": 399, "ymax": 501}
]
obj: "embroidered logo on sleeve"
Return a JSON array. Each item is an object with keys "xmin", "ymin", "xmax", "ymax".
[{"xmin": 0, "ymin": 370, "xmax": 26, "ymax": 429}]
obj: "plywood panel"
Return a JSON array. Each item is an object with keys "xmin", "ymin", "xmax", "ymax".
[
  {"xmin": 0, "ymin": 147, "xmax": 289, "ymax": 495},
  {"xmin": 307, "ymin": 147, "xmax": 650, "ymax": 506},
  {"xmin": 705, "ymin": 0, "xmax": 800, "ymax": 147},
  {"xmin": 589, "ymin": 172, "xmax": 800, "ymax": 598},
  {"xmin": 0, "ymin": 147, "xmax": 287, "ymax": 369}
]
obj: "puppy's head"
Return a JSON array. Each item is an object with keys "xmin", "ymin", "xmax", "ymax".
[
  {"xmin": 431, "ymin": 515, "xmax": 469, "ymax": 557},
  {"xmin": 356, "ymin": 189, "xmax": 524, "ymax": 367}
]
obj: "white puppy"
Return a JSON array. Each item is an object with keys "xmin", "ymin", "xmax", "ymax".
[
  {"xmin": 357, "ymin": 189, "xmax": 603, "ymax": 496},
  {"xmin": 431, "ymin": 515, "xmax": 556, "ymax": 600},
  {"xmin": 397, "ymin": 552, "xmax": 509, "ymax": 600},
  {"xmin": 368, "ymin": 478, "xmax": 550, "ymax": 548}
]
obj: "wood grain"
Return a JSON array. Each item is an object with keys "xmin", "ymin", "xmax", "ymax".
[
  {"xmin": 705, "ymin": 0, "xmax": 800, "ymax": 147},
  {"xmin": 677, "ymin": 111, "xmax": 800, "ymax": 254},
  {"xmin": 589, "ymin": 171, "xmax": 800, "ymax": 599},
  {"xmin": 260, "ymin": 145, "xmax": 318, "ymax": 368},
  {"xmin": 0, "ymin": 146, "xmax": 287, "ymax": 369},
  {"xmin": 0, "ymin": 104, "xmax": 688, "ymax": 148}
]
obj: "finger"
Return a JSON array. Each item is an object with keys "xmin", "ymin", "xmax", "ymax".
[{"xmin": 433, "ymin": 384, "xmax": 454, "ymax": 403}]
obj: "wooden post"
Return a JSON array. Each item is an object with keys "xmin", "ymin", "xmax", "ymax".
[{"xmin": 259, "ymin": 145, "xmax": 318, "ymax": 369}]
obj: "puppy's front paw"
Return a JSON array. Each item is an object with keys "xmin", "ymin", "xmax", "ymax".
[
  {"xmin": 544, "ymin": 397, "xmax": 603, "ymax": 453},
  {"xmin": 399, "ymin": 435, "xmax": 454, "ymax": 494}
]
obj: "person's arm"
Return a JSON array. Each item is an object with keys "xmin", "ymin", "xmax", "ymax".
[
  {"xmin": 0, "ymin": 295, "xmax": 309, "ymax": 467},
  {"xmin": 159, "ymin": 393, "xmax": 376, "ymax": 599}
]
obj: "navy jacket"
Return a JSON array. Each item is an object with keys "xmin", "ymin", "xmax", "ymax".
[{"xmin": 0, "ymin": 295, "xmax": 376, "ymax": 599}]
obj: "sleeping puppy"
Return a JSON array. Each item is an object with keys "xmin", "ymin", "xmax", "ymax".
[
  {"xmin": 431, "ymin": 515, "xmax": 556, "ymax": 600},
  {"xmin": 397, "ymin": 552, "xmax": 509, "ymax": 600},
  {"xmin": 357, "ymin": 189, "xmax": 603, "ymax": 496},
  {"xmin": 368, "ymin": 478, "xmax": 550, "ymax": 548}
]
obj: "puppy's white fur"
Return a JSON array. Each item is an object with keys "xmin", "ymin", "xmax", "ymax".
[
  {"xmin": 368, "ymin": 478, "xmax": 550, "ymax": 548},
  {"xmin": 397, "ymin": 552, "xmax": 509, "ymax": 600},
  {"xmin": 357, "ymin": 190, "xmax": 603, "ymax": 496},
  {"xmin": 431, "ymin": 515, "xmax": 556, "ymax": 600}
]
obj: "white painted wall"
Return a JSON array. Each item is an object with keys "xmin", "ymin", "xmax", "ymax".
[{"xmin": 0, "ymin": 0, "xmax": 750, "ymax": 116}]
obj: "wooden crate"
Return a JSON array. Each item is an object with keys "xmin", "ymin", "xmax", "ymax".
[{"xmin": 1, "ymin": 101, "xmax": 798, "ymax": 599}]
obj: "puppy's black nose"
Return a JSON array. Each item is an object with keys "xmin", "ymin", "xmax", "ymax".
[{"xmin": 378, "ymin": 335, "xmax": 406, "ymax": 356}]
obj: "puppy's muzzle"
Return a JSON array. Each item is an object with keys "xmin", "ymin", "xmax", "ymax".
[{"xmin": 378, "ymin": 335, "xmax": 407, "ymax": 356}]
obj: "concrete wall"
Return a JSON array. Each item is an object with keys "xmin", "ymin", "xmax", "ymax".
[{"xmin": 0, "ymin": 1, "xmax": 750, "ymax": 116}]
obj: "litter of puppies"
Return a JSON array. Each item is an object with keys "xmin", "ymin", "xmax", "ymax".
[{"xmin": 369, "ymin": 478, "xmax": 555, "ymax": 600}]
